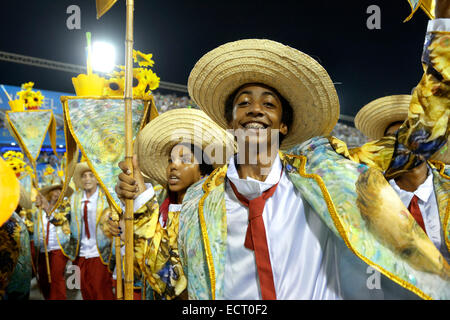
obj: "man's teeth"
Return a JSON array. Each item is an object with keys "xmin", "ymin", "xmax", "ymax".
[{"xmin": 245, "ymin": 123, "xmax": 265, "ymax": 129}]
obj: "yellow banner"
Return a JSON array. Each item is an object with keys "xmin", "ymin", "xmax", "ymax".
[
  {"xmin": 96, "ymin": 0, "xmax": 118, "ymax": 19},
  {"xmin": 405, "ymin": 0, "xmax": 435, "ymax": 21}
]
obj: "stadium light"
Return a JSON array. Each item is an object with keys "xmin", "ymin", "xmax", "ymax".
[{"xmin": 92, "ymin": 42, "xmax": 116, "ymax": 73}]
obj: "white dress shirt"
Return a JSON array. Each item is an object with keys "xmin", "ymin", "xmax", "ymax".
[
  {"xmin": 79, "ymin": 187, "xmax": 100, "ymax": 258},
  {"xmin": 223, "ymin": 155, "xmax": 342, "ymax": 300},
  {"xmin": 39, "ymin": 212, "xmax": 60, "ymax": 253},
  {"xmin": 389, "ymin": 169, "xmax": 450, "ymax": 263}
]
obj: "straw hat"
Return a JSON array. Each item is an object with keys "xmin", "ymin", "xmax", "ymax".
[
  {"xmin": 187, "ymin": 39, "xmax": 340, "ymax": 150},
  {"xmin": 355, "ymin": 95, "xmax": 411, "ymax": 140},
  {"xmin": 73, "ymin": 162, "xmax": 92, "ymax": 190},
  {"xmin": 135, "ymin": 108, "xmax": 236, "ymax": 186},
  {"xmin": 40, "ymin": 183, "xmax": 74, "ymax": 199}
]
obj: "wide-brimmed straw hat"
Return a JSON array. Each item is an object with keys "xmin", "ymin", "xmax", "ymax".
[
  {"xmin": 135, "ymin": 108, "xmax": 236, "ymax": 186},
  {"xmin": 73, "ymin": 162, "xmax": 92, "ymax": 190},
  {"xmin": 187, "ymin": 38, "xmax": 340, "ymax": 150},
  {"xmin": 355, "ymin": 94, "xmax": 449, "ymax": 164},
  {"xmin": 40, "ymin": 183, "xmax": 74, "ymax": 199},
  {"xmin": 355, "ymin": 95, "xmax": 412, "ymax": 140}
]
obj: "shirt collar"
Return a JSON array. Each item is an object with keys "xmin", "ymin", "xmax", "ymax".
[
  {"xmin": 414, "ymin": 170, "xmax": 434, "ymax": 203},
  {"xmin": 226, "ymin": 153, "xmax": 282, "ymax": 199},
  {"xmin": 389, "ymin": 167, "xmax": 434, "ymax": 203},
  {"xmin": 81, "ymin": 186, "xmax": 99, "ymax": 203}
]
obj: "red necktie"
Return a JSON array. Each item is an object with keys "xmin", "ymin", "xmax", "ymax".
[
  {"xmin": 408, "ymin": 195, "xmax": 427, "ymax": 235},
  {"xmin": 83, "ymin": 200, "xmax": 91, "ymax": 239},
  {"xmin": 46, "ymin": 219, "xmax": 50, "ymax": 245},
  {"xmin": 229, "ymin": 177, "xmax": 281, "ymax": 300}
]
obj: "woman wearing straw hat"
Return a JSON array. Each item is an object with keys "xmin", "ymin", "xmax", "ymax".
[
  {"xmin": 112, "ymin": 108, "xmax": 235, "ymax": 299},
  {"xmin": 33, "ymin": 183, "xmax": 73, "ymax": 300},
  {"xmin": 354, "ymin": 95, "xmax": 449, "ymax": 265},
  {"xmin": 117, "ymin": 3, "xmax": 450, "ymax": 300}
]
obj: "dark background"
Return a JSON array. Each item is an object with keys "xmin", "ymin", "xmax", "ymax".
[{"xmin": 0, "ymin": 0, "xmax": 431, "ymax": 117}]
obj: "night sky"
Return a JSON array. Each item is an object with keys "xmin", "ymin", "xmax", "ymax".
[{"xmin": 0, "ymin": 0, "xmax": 431, "ymax": 118}]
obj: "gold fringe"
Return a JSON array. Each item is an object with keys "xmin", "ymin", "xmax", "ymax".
[{"xmin": 197, "ymin": 167, "xmax": 226, "ymax": 300}]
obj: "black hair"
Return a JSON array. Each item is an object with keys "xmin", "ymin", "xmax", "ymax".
[
  {"xmin": 224, "ymin": 84, "xmax": 294, "ymax": 144},
  {"xmin": 174, "ymin": 142, "xmax": 215, "ymax": 177},
  {"xmin": 190, "ymin": 143, "xmax": 214, "ymax": 176}
]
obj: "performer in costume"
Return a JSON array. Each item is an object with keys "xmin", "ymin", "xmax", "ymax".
[
  {"xmin": 328, "ymin": 94, "xmax": 449, "ymax": 299},
  {"xmin": 112, "ymin": 108, "xmax": 235, "ymax": 299},
  {"xmin": 184, "ymin": 15, "xmax": 450, "ymax": 300},
  {"xmin": 0, "ymin": 185, "xmax": 33, "ymax": 300},
  {"xmin": 52, "ymin": 162, "xmax": 114, "ymax": 300},
  {"xmin": 118, "ymin": 2, "xmax": 450, "ymax": 300},
  {"xmin": 354, "ymin": 95, "xmax": 449, "ymax": 262},
  {"xmin": 34, "ymin": 183, "xmax": 73, "ymax": 300}
]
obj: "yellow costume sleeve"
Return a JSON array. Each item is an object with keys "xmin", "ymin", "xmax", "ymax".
[{"xmin": 133, "ymin": 192, "xmax": 187, "ymax": 299}]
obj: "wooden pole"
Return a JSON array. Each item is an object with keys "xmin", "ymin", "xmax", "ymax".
[
  {"xmin": 123, "ymin": 0, "xmax": 135, "ymax": 300},
  {"xmin": 115, "ymin": 236, "xmax": 123, "ymax": 300}
]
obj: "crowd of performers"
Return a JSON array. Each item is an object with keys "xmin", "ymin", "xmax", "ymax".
[{"xmin": 0, "ymin": 3, "xmax": 449, "ymax": 300}]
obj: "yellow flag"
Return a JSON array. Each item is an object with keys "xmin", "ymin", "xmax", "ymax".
[
  {"xmin": 405, "ymin": 0, "xmax": 435, "ymax": 21},
  {"xmin": 96, "ymin": 0, "xmax": 118, "ymax": 19}
]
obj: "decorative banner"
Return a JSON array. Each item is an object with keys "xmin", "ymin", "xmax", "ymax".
[
  {"xmin": 96, "ymin": 0, "xmax": 118, "ymax": 19},
  {"xmin": 405, "ymin": 0, "xmax": 435, "ymax": 21},
  {"xmin": 5, "ymin": 110, "xmax": 57, "ymax": 166},
  {"xmin": 60, "ymin": 96, "xmax": 157, "ymax": 213}
]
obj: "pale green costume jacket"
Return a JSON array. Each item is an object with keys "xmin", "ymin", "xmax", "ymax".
[{"xmin": 52, "ymin": 188, "xmax": 112, "ymax": 264}]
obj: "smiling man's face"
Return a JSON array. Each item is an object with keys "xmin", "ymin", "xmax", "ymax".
[{"xmin": 228, "ymin": 83, "xmax": 288, "ymax": 151}]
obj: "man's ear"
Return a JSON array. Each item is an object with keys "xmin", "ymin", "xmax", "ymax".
[{"xmin": 279, "ymin": 123, "xmax": 288, "ymax": 136}]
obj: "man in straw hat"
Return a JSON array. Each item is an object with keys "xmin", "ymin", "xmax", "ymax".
[
  {"xmin": 324, "ymin": 93, "xmax": 450, "ymax": 299},
  {"xmin": 354, "ymin": 94, "xmax": 449, "ymax": 263},
  {"xmin": 51, "ymin": 161, "xmax": 114, "ymax": 300},
  {"xmin": 112, "ymin": 108, "xmax": 235, "ymax": 299},
  {"xmin": 118, "ymin": 2, "xmax": 450, "ymax": 300},
  {"xmin": 34, "ymin": 182, "xmax": 73, "ymax": 300}
]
